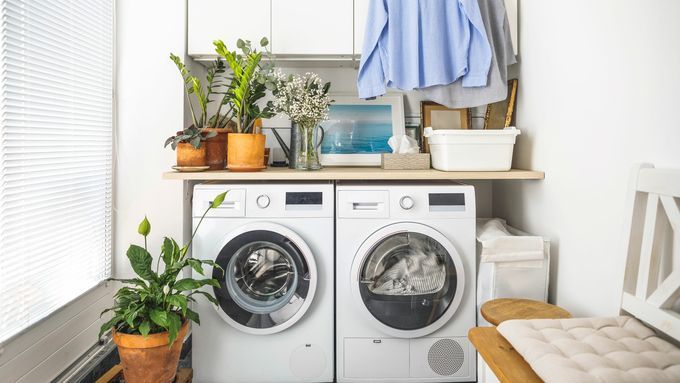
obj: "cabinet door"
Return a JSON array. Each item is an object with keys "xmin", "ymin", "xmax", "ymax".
[
  {"xmin": 188, "ymin": 0, "xmax": 271, "ymax": 57},
  {"xmin": 271, "ymin": 0, "xmax": 353, "ymax": 56},
  {"xmin": 354, "ymin": 0, "xmax": 370, "ymax": 56}
]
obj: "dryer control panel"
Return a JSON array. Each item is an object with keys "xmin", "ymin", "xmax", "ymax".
[{"xmin": 337, "ymin": 184, "xmax": 475, "ymax": 219}]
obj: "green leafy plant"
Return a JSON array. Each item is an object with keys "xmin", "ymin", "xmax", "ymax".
[
  {"xmin": 164, "ymin": 125, "xmax": 214, "ymax": 150},
  {"xmin": 214, "ymin": 37, "xmax": 277, "ymax": 133},
  {"xmin": 99, "ymin": 192, "xmax": 228, "ymax": 346},
  {"xmin": 165, "ymin": 54, "xmax": 234, "ymax": 149}
]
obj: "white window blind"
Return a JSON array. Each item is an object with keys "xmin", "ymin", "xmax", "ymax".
[{"xmin": 0, "ymin": 0, "xmax": 113, "ymax": 343}]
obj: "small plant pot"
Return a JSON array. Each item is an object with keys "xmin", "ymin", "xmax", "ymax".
[
  {"xmin": 176, "ymin": 142, "xmax": 207, "ymax": 167},
  {"xmin": 112, "ymin": 321, "xmax": 189, "ymax": 383},
  {"xmin": 227, "ymin": 133, "xmax": 266, "ymax": 171},
  {"xmin": 203, "ymin": 128, "xmax": 230, "ymax": 170}
]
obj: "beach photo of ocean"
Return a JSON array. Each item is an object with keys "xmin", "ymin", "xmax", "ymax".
[{"xmin": 320, "ymin": 104, "xmax": 393, "ymax": 154}]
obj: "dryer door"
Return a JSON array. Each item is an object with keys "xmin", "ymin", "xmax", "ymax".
[
  {"xmin": 212, "ymin": 222, "xmax": 317, "ymax": 335},
  {"xmin": 350, "ymin": 222, "xmax": 465, "ymax": 338}
]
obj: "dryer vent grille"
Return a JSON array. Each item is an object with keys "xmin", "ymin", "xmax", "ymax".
[{"xmin": 427, "ymin": 338, "xmax": 465, "ymax": 376}]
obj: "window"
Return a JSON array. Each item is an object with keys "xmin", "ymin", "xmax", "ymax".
[{"xmin": 0, "ymin": 0, "xmax": 114, "ymax": 343}]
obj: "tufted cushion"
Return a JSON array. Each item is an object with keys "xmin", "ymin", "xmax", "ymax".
[{"xmin": 497, "ymin": 316, "xmax": 680, "ymax": 383}]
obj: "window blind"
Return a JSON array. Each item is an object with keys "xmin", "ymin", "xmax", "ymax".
[{"xmin": 0, "ymin": 0, "xmax": 113, "ymax": 343}]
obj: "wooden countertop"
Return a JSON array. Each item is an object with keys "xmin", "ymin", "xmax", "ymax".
[{"xmin": 163, "ymin": 167, "xmax": 544, "ymax": 181}]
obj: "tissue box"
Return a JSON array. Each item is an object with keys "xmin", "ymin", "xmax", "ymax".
[{"xmin": 380, "ymin": 153, "xmax": 431, "ymax": 170}]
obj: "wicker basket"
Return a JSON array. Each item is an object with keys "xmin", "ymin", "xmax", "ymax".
[{"xmin": 381, "ymin": 153, "xmax": 431, "ymax": 170}]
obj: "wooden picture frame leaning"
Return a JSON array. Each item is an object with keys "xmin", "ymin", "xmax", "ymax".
[
  {"xmin": 420, "ymin": 101, "xmax": 471, "ymax": 153},
  {"xmin": 484, "ymin": 79, "xmax": 518, "ymax": 129}
]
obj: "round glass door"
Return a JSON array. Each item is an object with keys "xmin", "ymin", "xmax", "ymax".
[
  {"xmin": 212, "ymin": 223, "xmax": 317, "ymax": 334},
  {"xmin": 351, "ymin": 223, "xmax": 465, "ymax": 338}
]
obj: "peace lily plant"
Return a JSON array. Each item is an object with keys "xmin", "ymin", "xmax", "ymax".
[{"xmin": 99, "ymin": 191, "xmax": 227, "ymax": 382}]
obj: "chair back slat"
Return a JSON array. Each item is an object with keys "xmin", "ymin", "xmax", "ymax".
[{"xmin": 621, "ymin": 164, "xmax": 680, "ymax": 342}]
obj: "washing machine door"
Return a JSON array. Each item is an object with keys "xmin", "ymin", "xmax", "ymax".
[
  {"xmin": 350, "ymin": 222, "xmax": 465, "ymax": 338},
  {"xmin": 212, "ymin": 222, "xmax": 317, "ymax": 335}
]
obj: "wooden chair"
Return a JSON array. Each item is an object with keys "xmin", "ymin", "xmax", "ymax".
[{"xmin": 470, "ymin": 164, "xmax": 680, "ymax": 383}]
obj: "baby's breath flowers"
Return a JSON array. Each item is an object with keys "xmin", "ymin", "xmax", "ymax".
[{"xmin": 272, "ymin": 70, "xmax": 332, "ymax": 127}]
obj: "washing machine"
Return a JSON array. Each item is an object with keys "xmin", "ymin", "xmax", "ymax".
[
  {"xmin": 191, "ymin": 183, "xmax": 334, "ymax": 383},
  {"xmin": 336, "ymin": 182, "xmax": 477, "ymax": 382}
]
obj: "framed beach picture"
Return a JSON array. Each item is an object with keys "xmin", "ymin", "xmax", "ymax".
[{"xmin": 320, "ymin": 94, "xmax": 405, "ymax": 166}]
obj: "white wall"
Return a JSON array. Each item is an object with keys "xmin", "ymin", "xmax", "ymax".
[
  {"xmin": 493, "ymin": 0, "xmax": 680, "ymax": 316},
  {"xmin": 115, "ymin": 0, "xmax": 186, "ymax": 277}
]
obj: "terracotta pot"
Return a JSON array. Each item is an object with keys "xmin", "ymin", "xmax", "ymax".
[
  {"xmin": 227, "ymin": 133, "xmax": 266, "ymax": 171},
  {"xmin": 264, "ymin": 147, "xmax": 271, "ymax": 167},
  {"xmin": 176, "ymin": 142, "xmax": 206, "ymax": 167},
  {"xmin": 112, "ymin": 321, "xmax": 189, "ymax": 383},
  {"xmin": 203, "ymin": 128, "xmax": 230, "ymax": 170}
]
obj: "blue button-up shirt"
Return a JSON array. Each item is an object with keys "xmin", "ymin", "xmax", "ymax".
[{"xmin": 358, "ymin": 0, "xmax": 492, "ymax": 99}]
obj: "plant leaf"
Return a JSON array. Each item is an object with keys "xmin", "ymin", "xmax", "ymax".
[
  {"xmin": 98, "ymin": 314, "xmax": 122, "ymax": 339},
  {"xmin": 211, "ymin": 191, "xmax": 227, "ymax": 208},
  {"xmin": 173, "ymin": 277, "xmax": 220, "ymax": 291},
  {"xmin": 161, "ymin": 237, "xmax": 178, "ymax": 267},
  {"xmin": 167, "ymin": 312, "xmax": 182, "ymax": 346},
  {"xmin": 150, "ymin": 308, "xmax": 169, "ymax": 328},
  {"xmin": 185, "ymin": 308, "xmax": 200, "ymax": 325},
  {"xmin": 126, "ymin": 245, "xmax": 156, "ymax": 281},
  {"xmin": 187, "ymin": 259, "xmax": 204, "ymax": 275},
  {"xmin": 190, "ymin": 135, "xmax": 201, "ymax": 148},
  {"xmin": 139, "ymin": 320, "xmax": 151, "ymax": 337},
  {"xmin": 190, "ymin": 290, "xmax": 219, "ymax": 305},
  {"xmin": 167, "ymin": 294, "xmax": 188, "ymax": 316},
  {"xmin": 172, "ymin": 278, "xmax": 200, "ymax": 291}
]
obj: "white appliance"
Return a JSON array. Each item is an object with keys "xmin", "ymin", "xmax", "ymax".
[
  {"xmin": 191, "ymin": 183, "xmax": 334, "ymax": 383},
  {"xmin": 336, "ymin": 182, "xmax": 477, "ymax": 383}
]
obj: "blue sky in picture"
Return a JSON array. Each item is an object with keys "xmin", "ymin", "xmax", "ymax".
[{"xmin": 320, "ymin": 104, "xmax": 393, "ymax": 154}]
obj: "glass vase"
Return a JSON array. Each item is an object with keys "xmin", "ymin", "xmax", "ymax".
[{"xmin": 294, "ymin": 122, "xmax": 323, "ymax": 171}]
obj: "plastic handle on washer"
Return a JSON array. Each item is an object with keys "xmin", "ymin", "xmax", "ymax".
[{"xmin": 352, "ymin": 202, "xmax": 381, "ymax": 211}]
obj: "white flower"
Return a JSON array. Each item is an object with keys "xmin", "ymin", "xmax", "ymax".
[
  {"xmin": 163, "ymin": 285, "xmax": 170, "ymax": 295},
  {"xmin": 272, "ymin": 70, "xmax": 332, "ymax": 125}
]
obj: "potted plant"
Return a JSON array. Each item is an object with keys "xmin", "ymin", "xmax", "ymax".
[
  {"xmin": 99, "ymin": 192, "xmax": 227, "ymax": 383},
  {"xmin": 214, "ymin": 38, "xmax": 277, "ymax": 171},
  {"xmin": 166, "ymin": 54, "xmax": 235, "ymax": 170},
  {"xmin": 272, "ymin": 71, "xmax": 332, "ymax": 170}
]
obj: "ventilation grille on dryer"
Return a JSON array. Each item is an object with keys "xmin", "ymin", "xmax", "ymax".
[{"xmin": 427, "ymin": 339, "xmax": 465, "ymax": 376}]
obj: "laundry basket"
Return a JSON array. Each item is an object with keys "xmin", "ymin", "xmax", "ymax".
[
  {"xmin": 475, "ymin": 219, "xmax": 550, "ymax": 383},
  {"xmin": 476, "ymin": 219, "xmax": 550, "ymax": 327}
]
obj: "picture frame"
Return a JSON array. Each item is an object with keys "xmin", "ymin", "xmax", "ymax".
[
  {"xmin": 420, "ymin": 101, "xmax": 471, "ymax": 153},
  {"xmin": 484, "ymin": 79, "xmax": 518, "ymax": 129},
  {"xmin": 320, "ymin": 94, "xmax": 405, "ymax": 166},
  {"xmin": 405, "ymin": 116, "xmax": 422, "ymax": 150}
]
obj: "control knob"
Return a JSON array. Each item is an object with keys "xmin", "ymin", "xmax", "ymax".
[
  {"xmin": 399, "ymin": 196, "xmax": 415, "ymax": 210},
  {"xmin": 256, "ymin": 194, "xmax": 271, "ymax": 209}
]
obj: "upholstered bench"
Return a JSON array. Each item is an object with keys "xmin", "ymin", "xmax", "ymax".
[
  {"xmin": 470, "ymin": 298, "xmax": 572, "ymax": 383},
  {"xmin": 498, "ymin": 316, "xmax": 680, "ymax": 383}
]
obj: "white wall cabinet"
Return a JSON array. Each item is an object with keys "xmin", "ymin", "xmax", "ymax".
[
  {"xmin": 188, "ymin": 0, "xmax": 517, "ymax": 60},
  {"xmin": 354, "ymin": 0, "xmax": 369, "ymax": 56},
  {"xmin": 188, "ymin": 0, "xmax": 271, "ymax": 58},
  {"xmin": 271, "ymin": 0, "xmax": 353, "ymax": 56}
]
